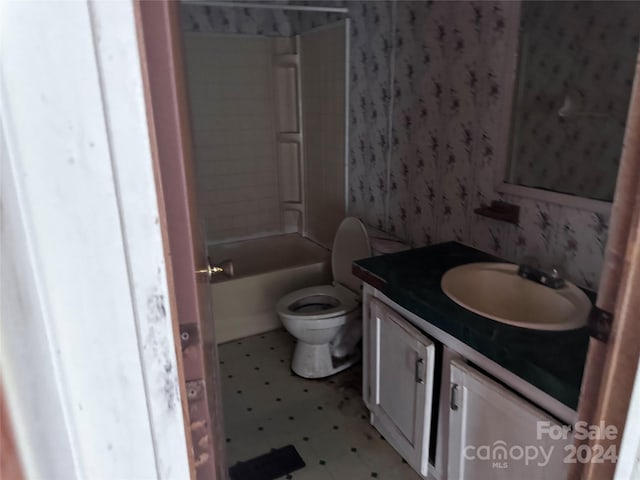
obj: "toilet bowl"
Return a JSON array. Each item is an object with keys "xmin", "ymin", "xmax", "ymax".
[
  {"xmin": 277, "ymin": 284, "xmax": 361, "ymax": 378},
  {"xmin": 276, "ymin": 217, "xmax": 409, "ymax": 378}
]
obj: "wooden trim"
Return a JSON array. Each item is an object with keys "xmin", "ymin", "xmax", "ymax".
[
  {"xmin": 583, "ymin": 49, "xmax": 640, "ymax": 480},
  {"xmin": 135, "ymin": 2, "xmax": 227, "ymax": 478},
  {"xmin": 570, "ymin": 48, "xmax": 640, "ymax": 480},
  {"xmin": 164, "ymin": 2, "xmax": 227, "ymax": 478},
  {"xmin": 0, "ymin": 386, "xmax": 25, "ymax": 480},
  {"xmin": 133, "ymin": 2, "xmax": 196, "ymax": 479},
  {"xmin": 166, "ymin": 1, "xmax": 200, "ymax": 226}
]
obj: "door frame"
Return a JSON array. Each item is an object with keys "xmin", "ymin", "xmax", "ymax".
[
  {"xmin": 135, "ymin": 1, "xmax": 227, "ymax": 478},
  {"xmin": 136, "ymin": 2, "xmax": 352, "ymax": 477}
]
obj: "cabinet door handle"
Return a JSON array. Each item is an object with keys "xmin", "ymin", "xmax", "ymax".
[
  {"xmin": 415, "ymin": 357, "xmax": 425, "ymax": 384},
  {"xmin": 450, "ymin": 383, "xmax": 459, "ymax": 411}
]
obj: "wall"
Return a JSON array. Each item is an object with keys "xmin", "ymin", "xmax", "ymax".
[
  {"xmin": 347, "ymin": 1, "xmax": 395, "ymax": 234},
  {"xmin": 347, "ymin": 1, "xmax": 616, "ymax": 290},
  {"xmin": 509, "ymin": 1, "xmax": 639, "ymax": 202},
  {"xmin": 182, "ymin": 1, "xmax": 616, "ymax": 289},
  {"xmin": 183, "ymin": 34, "xmax": 281, "ymax": 242},
  {"xmin": 301, "ymin": 23, "xmax": 347, "ymax": 247},
  {"xmin": 180, "ymin": 3, "xmax": 345, "ymax": 36}
]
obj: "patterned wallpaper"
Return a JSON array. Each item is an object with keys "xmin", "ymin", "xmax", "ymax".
[
  {"xmin": 347, "ymin": 1, "xmax": 619, "ymax": 290},
  {"xmin": 348, "ymin": 1, "xmax": 395, "ymax": 232},
  {"xmin": 180, "ymin": 2, "xmax": 345, "ymax": 36},
  {"xmin": 508, "ymin": 1, "xmax": 639, "ymax": 202},
  {"xmin": 180, "ymin": 1, "xmax": 627, "ymax": 289}
]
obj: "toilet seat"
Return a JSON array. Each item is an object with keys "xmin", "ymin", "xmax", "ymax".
[
  {"xmin": 276, "ymin": 217, "xmax": 372, "ymax": 378},
  {"xmin": 276, "ymin": 284, "xmax": 359, "ymax": 322}
]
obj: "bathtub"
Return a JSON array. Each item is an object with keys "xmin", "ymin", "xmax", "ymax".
[{"xmin": 208, "ymin": 234, "xmax": 331, "ymax": 344}]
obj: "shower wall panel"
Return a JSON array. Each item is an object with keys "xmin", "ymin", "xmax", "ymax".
[
  {"xmin": 300, "ymin": 23, "xmax": 347, "ymax": 248},
  {"xmin": 183, "ymin": 34, "xmax": 281, "ymax": 242}
]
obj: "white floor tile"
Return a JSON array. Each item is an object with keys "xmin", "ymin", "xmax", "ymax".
[
  {"xmin": 324, "ymin": 453, "xmax": 373, "ymax": 480},
  {"xmin": 220, "ymin": 329, "xmax": 422, "ymax": 480}
]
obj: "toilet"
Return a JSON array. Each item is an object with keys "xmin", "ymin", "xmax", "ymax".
[{"xmin": 276, "ymin": 217, "xmax": 408, "ymax": 378}]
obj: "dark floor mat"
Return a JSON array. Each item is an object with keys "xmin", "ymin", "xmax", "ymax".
[{"xmin": 229, "ymin": 445, "xmax": 305, "ymax": 480}]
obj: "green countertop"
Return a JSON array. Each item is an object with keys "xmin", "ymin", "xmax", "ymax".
[{"xmin": 353, "ymin": 241, "xmax": 591, "ymax": 411}]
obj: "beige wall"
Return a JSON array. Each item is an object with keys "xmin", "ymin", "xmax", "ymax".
[
  {"xmin": 300, "ymin": 24, "xmax": 347, "ymax": 248},
  {"xmin": 183, "ymin": 34, "xmax": 281, "ymax": 242}
]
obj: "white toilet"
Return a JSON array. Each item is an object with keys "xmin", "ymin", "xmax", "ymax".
[{"xmin": 276, "ymin": 217, "xmax": 408, "ymax": 378}]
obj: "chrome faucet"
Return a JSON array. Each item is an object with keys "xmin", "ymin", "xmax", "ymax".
[{"xmin": 517, "ymin": 264, "xmax": 565, "ymax": 289}]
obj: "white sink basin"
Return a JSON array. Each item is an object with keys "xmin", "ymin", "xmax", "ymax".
[{"xmin": 441, "ymin": 263, "xmax": 591, "ymax": 331}]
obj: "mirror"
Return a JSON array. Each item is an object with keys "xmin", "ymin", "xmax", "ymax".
[{"xmin": 505, "ymin": 1, "xmax": 639, "ymax": 203}]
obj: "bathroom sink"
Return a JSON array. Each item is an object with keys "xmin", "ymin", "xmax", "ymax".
[{"xmin": 441, "ymin": 263, "xmax": 591, "ymax": 331}]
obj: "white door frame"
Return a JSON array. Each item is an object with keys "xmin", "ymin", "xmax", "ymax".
[{"xmin": 0, "ymin": 1, "xmax": 191, "ymax": 478}]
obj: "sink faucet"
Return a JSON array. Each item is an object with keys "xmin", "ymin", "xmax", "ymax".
[{"xmin": 517, "ymin": 264, "xmax": 565, "ymax": 289}]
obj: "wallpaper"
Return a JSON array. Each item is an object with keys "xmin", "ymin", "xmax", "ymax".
[
  {"xmin": 180, "ymin": 2, "xmax": 345, "ymax": 36},
  {"xmin": 180, "ymin": 1, "xmax": 621, "ymax": 290},
  {"xmin": 508, "ymin": 1, "xmax": 639, "ymax": 202},
  {"xmin": 347, "ymin": 1, "xmax": 395, "ymax": 231},
  {"xmin": 346, "ymin": 1, "xmax": 617, "ymax": 290}
]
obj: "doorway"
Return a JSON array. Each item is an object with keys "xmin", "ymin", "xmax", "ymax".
[{"xmin": 137, "ymin": 1, "xmax": 404, "ymax": 478}]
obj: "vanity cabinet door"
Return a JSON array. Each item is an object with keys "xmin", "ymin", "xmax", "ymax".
[
  {"xmin": 370, "ymin": 298, "xmax": 435, "ymax": 477},
  {"xmin": 448, "ymin": 360, "xmax": 570, "ymax": 480}
]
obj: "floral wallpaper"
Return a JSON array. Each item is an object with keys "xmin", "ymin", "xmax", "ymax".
[
  {"xmin": 348, "ymin": 1, "xmax": 395, "ymax": 231},
  {"xmin": 386, "ymin": 1, "xmax": 507, "ymax": 248},
  {"xmin": 346, "ymin": 1, "xmax": 620, "ymax": 290},
  {"xmin": 508, "ymin": 1, "xmax": 639, "ymax": 202},
  {"xmin": 180, "ymin": 2, "xmax": 345, "ymax": 36},
  {"xmin": 179, "ymin": 0, "xmax": 623, "ymax": 290}
]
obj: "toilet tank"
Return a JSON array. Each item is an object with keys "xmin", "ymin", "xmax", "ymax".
[{"xmin": 365, "ymin": 226, "xmax": 410, "ymax": 256}]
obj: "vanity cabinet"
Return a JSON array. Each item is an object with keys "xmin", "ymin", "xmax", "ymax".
[
  {"xmin": 368, "ymin": 298, "xmax": 435, "ymax": 477},
  {"xmin": 363, "ymin": 290, "xmax": 575, "ymax": 480},
  {"xmin": 448, "ymin": 360, "xmax": 570, "ymax": 480}
]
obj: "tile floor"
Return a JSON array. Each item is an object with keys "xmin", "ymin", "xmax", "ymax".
[{"xmin": 219, "ymin": 329, "xmax": 422, "ymax": 480}]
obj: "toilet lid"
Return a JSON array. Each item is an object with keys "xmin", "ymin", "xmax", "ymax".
[{"xmin": 332, "ymin": 217, "xmax": 371, "ymax": 293}]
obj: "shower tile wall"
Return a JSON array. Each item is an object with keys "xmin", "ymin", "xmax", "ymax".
[
  {"xmin": 301, "ymin": 24, "xmax": 347, "ymax": 248},
  {"xmin": 183, "ymin": 34, "xmax": 281, "ymax": 242}
]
